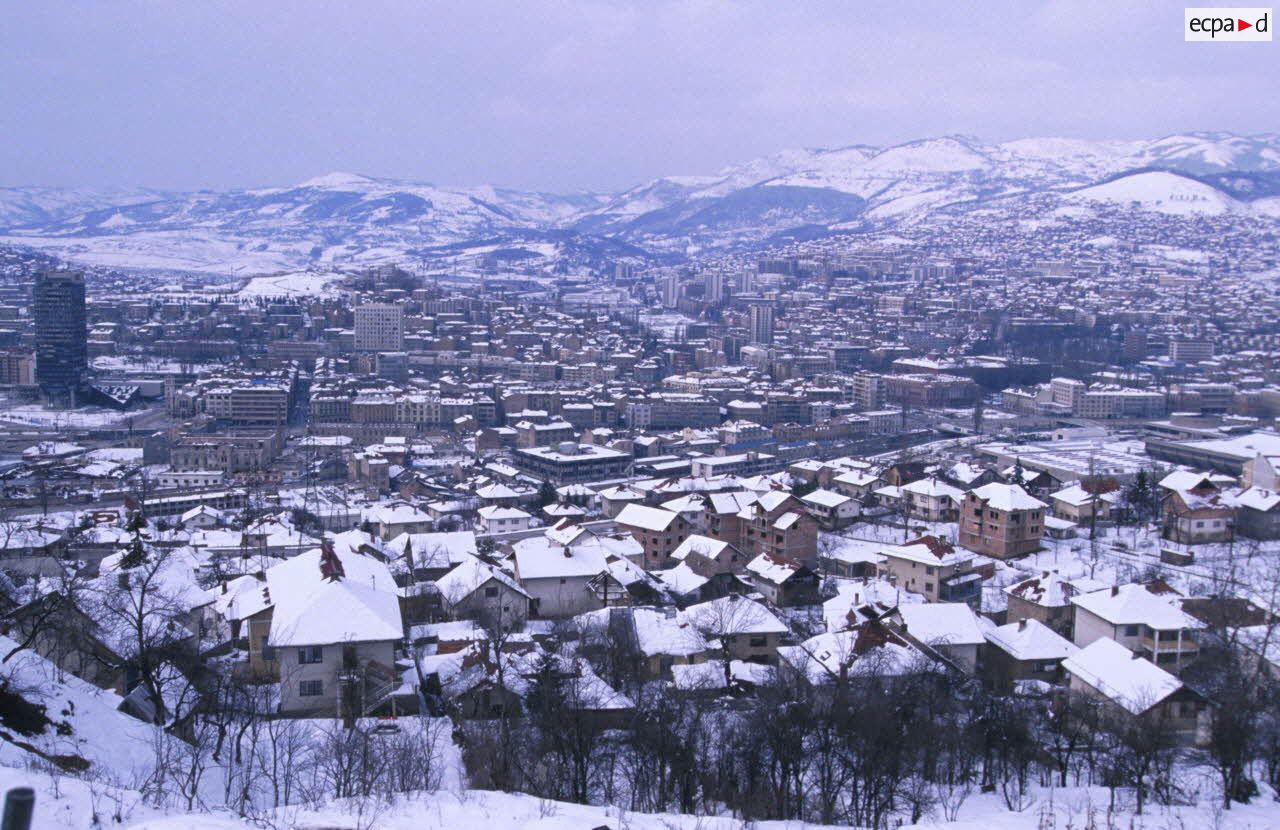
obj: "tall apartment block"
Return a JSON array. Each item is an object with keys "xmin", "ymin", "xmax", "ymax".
[
  {"xmin": 33, "ymin": 270, "xmax": 88, "ymax": 403},
  {"xmin": 353, "ymin": 304, "xmax": 404, "ymax": 352}
]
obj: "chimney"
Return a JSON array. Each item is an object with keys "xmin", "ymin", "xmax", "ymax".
[
  {"xmin": 1018, "ymin": 618, "xmax": 1027, "ymax": 631},
  {"xmin": 1111, "ymin": 585, "xmax": 1119, "ymax": 596}
]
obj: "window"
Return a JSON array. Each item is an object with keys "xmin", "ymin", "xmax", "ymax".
[
  {"xmin": 1124, "ymin": 625, "xmax": 1139, "ymax": 637},
  {"xmin": 299, "ymin": 679, "xmax": 323, "ymax": 697},
  {"xmin": 925, "ymin": 566, "xmax": 935, "ymax": 575},
  {"xmin": 749, "ymin": 636, "xmax": 767, "ymax": 648},
  {"xmin": 297, "ymin": 646, "xmax": 323, "ymax": 664},
  {"xmin": 484, "ymin": 586, "xmax": 499, "ymax": 598},
  {"xmin": 924, "ymin": 582, "xmax": 934, "ymax": 593},
  {"xmin": 261, "ymin": 637, "xmax": 275, "ymax": 662}
]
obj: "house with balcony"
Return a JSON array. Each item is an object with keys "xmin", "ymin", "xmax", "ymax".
[
  {"xmin": 798, "ymin": 488, "xmax": 862, "ymax": 529},
  {"xmin": 1069, "ymin": 580, "xmax": 1203, "ymax": 671},
  {"xmin": 899, "ymin": 477, "xmax": 963, "ymax": 522}
]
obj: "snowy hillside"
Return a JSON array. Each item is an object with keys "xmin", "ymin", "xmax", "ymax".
[
  {"xmin": 3, "ymin": 132, "xmax": 1279, "ymax": 275},
  {"xmin": 1067, "ymin": 171, "xmax": 1244, "ymax": 216}
]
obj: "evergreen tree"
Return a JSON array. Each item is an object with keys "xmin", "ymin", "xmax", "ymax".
[{"xmin": 120, "ymin": 511, "xmax": 150, "ymax": 570}]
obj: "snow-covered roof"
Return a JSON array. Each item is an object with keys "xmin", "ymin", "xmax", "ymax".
[
  {"xmin": 834, "ymin": 469, "xmax": 881, "ymax": 487},
  {"xmin": 778, "ymin": 623, "xmax": 926, "ymax": 683},
  {"xmin": 901, "ymin": 477, "xmax": 964, "ymax": 501},
  {"xmin": 1061, "ymin": 637, "xmax": 1183, "ymax": 715},
  {"xmin": 632, "ymin": 607, "xmax": 710, "ymax": 657},
  {"xmin": 511, "ymin": 535, "xmax": 608, "ymax": 580},
  {"xmin": 744, "ymin": 552, "xmax": 805, "ymax": 585},
  {"xmin": 265, "ymin": 548, "xmax": 402, "ymax": 647},
  {"xmin": 968, "ymin": 482, "xmax": 1047, "ymax": 511},
  {"xmin": 800, "ymin": 488, "xmax": 852, "ymax": 508},
  {"xmin": 1005, "ymin": 571, "xmax": 1108, "ymax": 608},
  {"xmin": 1158, "ymin": 469, "xmax": 1220, "ymax": 492},
  {"xmin": 615, "ymin": 503, "xmax": 682, "ymax": 532},
  {"xmin": 1051, "ymin": 483, "xmax": 1119, "ymax": 507},
  {"xmin": 671, "ymin": 534, "xmax": 733, "ymax": 562},
  {"xmin": 671, "ymin": 659, "xmax": 775, "ymax": 691},
  {"xmin": 1230, "ymin": 486, "xmax": 1280, "ymax": 512},
  {"xmin": 707, "ymin": 491, "xmax": 758, "ymax": 515},
  {"xmin": 655, "ymin": 561, "xmax": 709, "ymax": 595},
  {"xmin": 477, "ymin": 505, "xmax": 533, "ymax": 521},
  {"xmin": 822, "ymin": 577, "xmax": 921, "ymax": 632},
  {"xmin": 880, "ymin": 535, "xmax": 973, "ymax": 567},
  {"xmin": 985, "ymin": 619, "xmax": 1077, "ymax": 662},
  {"xmin": 435, "ymin": 555, "xmax": 528, "ymax": 603},
  {"xmin": 362, "ymin": 502, "xmax": 432, "ymax": 525},
  {"xmin": 897, "ymin": 603, "xmax": 985, "ymax": 646},
  {"xmin": 681, "ymin": 594, "xmax": 788, "ymax": 636},
  {"xmin": 1071, "ymin": 581, "xmax": 1203, "ymax": 631},
  {"xmin": 391, "ymin": 530, "xmax": 477, "ymax": 570}
]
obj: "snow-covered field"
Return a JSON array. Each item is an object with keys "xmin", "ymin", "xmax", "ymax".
[
  {"xmin": 5, "ymin": 765, "xmax": 1279, "ymax": 830},
  {"xmin": 235, "ymin": 271, "xmax": 348, "ymax": 300},
  {"xmin": 0, "ymin": 401, "xmax": 140, "ymax": 430}
]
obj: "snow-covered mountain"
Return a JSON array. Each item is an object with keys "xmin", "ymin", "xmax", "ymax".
[{"xmin": 3, "ymin": 132, "xmax": 1279, "ymax": 275}]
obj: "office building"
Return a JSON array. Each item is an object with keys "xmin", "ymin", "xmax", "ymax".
[
  {"xmin": 354, "ymin": 304, "xmax": 404, "ymax": 352},
  {"xmin": 33, "ymin": 270, "xmax": 88, "ymax": 402}
]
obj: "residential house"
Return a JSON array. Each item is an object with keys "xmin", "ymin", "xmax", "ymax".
[
  {"xmin": 265, "ymin": 544, "xmax": 406, "ymax": 718},
  {"xmin": 1004, "ymin": 571, "xmax": 1108, "ymax": 639},
  {"xmin": 362, "ymin": 502, "xmax": 432, "ymax": 541},
  {"xmin": 959, "ymin": 482, "xmax": 1047, "ymax": 559},
  {"xmin": 681, "ymin": 594, "xmax": 789, "ymax": 664},
  {"xmin": 735, "ymin": 491, "xmax": 819, "ymax": 568},
  {"xmin": 435, "ymin": 556, "xmax": 531, "ymax": 630},
  {"xmin": 1160, "ymin": 480, "xmax": 1234, "ymax": 544},
  {"xmin": 1050, "ymin": 482, "xmax": 1119, "ymax": 524},
  {"xmin": 876, "ymin": 535, "xmax": 981, "ymax": 606},
  {"xmin": 744, "ymin": 553, "xmax": 820, "ymax": 607},
  {"xmin": 894, "ymin": 602, "xmax": 985, "ymax": 674},
  {"xmin": 1061, "ymin": 637, "xmax": 1206, "ymax": 746},
  {"xmin": 1070, "ymin": 580, "xmax": 1203, "ymax": 671},
  {"xmin": 670, "ymin": 534, "xmax": 746, "ymax": 575},
  {"xmin": 982, "ymin": 618, "xmax": 1077, "ymax": 692},
  {"xmin": 476, "ymin": 505, "xmax": 534, "ymax": 535},
  {"xmin": 899, "ymin": 477, "xmax": 963, "ymax": 522},
  {"xmin": 799, "ymin": 488, "xmax": 861, "ymax": 529},
  {"xmin": 614, "ymin": 503, "xmax": 693, "ymax": 568},
  {"xmin": 1230, "ymin": 487, "xmax": 1280, "ymax": 540}
]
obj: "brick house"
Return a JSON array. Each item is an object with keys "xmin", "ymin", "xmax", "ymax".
[{"xmin": 959, "ymin": 482, "xmax": 1047, "ymax": 559}]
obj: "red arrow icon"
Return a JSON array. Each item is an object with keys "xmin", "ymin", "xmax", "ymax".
[{"xmin": 1239, "ymin": 18, "xmax": 1253, "ymax": 30}]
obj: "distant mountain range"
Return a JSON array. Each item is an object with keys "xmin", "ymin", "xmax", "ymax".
[{"xmin": 3, "ymin": 132, "xmax": 1279, "ymax": 277}]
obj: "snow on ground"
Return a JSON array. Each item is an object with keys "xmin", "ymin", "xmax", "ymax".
[
  {"xmin": 235, "ymin": 271, "xmax": 348, "ymax": 299},
  {"xmin": 0, "ymin": 635, "xmax": 192, "ymax": 789},
  {"xmin": 4, "ymin": 767, "xmax": 1275, "ymax": 830},
  {"xmin": 0, "ymin": 401, "xmax": 140, "ymax": 430},
  {"xmin": 1066, "ymin": 171, "xmax": 1241, "ymax": 216}
]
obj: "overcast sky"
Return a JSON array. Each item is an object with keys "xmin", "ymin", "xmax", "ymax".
[{"xmin": 1, "ymin": 1, "xmax": 1276, "ymax": 193}]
